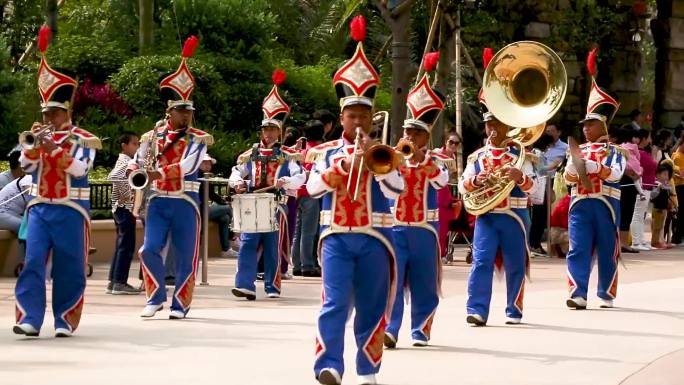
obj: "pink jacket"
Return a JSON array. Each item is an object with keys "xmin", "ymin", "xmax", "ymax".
[{"xmin": 621, "ymin": 143, "xmax": 642, "ymax": 176}]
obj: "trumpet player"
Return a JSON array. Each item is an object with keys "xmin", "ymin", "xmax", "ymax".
[
  {"xmin": 458, "ymin": 79, "xmax": 536, "ymax": 326},
  {"xmin": 13, "ymin": 26, "xmax": 101, "ymax": 338},
  {"xmin": 564, "ymin": 49, "xmax": 625, "ymax": 310},
  {"xmin": 384, "ymin": 53, "xmax": 452, "ymax": 349},
  {"xmin": 133, "ymin": 36, "xmax": 214, "ymax": 320},
  {"xmin": 306, "ymin": 16, "xmax": 404, "ymax": 385},
  {"xmin": 228, "ymin": 69, "xmax": 305, "ymax": 300}
]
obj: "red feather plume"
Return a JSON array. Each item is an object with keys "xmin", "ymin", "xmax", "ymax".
[
  {"xmin": 424, "ymin": 52, "xmax": 440, "ymax": 72},
  {"xmin": 586, "ymin": 47, "xmax": 598, "ymax": 77},
  {"xmin": 482, "ymin": 48, "xmax": 493, "ymax": 69},
  {"xmin": 38, "ymin": 25, "xmax": 51, "ymax": 54},
  {"xmin": 182, "ymin": 36, "xmax": 199, "ymax": 58},
  {"xmin": 350, "ymin": 15, "xmax": 366, "ymax": 42},
  {"xmin": 272, "ymin": 68, "xmax": 286, "ymax": 86}
]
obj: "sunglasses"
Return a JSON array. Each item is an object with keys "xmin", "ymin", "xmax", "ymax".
[{"xmin": 447, "ymin": 140, "xmax": 460, "ymax": 145}]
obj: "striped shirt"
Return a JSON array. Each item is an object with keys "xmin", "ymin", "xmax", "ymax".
[{"xmin": 108, "ymin": 153, "xmax": 133, "ymax": 212}]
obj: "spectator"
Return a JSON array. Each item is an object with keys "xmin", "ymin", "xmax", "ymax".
[
  {"xmin": 543, "ymin": 124, "xmax": 568, "ymax": 174},
  {"xmin": 106, "ymin": 132, "xmax": 142, "ymax": 295},
  {"xmin": 315, "ymin": 109, "xmax": 339, "ymax": 142},
  {"xmin": 529, "ymin": 133, "xmax": 555, "ymax": 255},
  {"xmin": 617, "ymin": 128, "xmax": 645, "ymax": 253},
  {"xmin": 291, "ymin": 119, "xmax": 324, "ymax": 276},
  {"xmin": 283, "ymin": 126, "xmax": 302, "ymax": 147},
  {"xmin": 434, "ymin": 131, "xmax": 461, "ymax": 260},
  {"xmin": 631, "ymin": 129, "xmax": 658, "ymax": 250},
  {"xmin": 623, "ymin": 109, "xmax": 643, "ymax": 131},
  {"xmin": 549, "ymin": 192, "xmax": 570, "ymax": 258},
  {"xmin": 650, "ymin": 162, "xmax": 676, "ymax": 249},
  {"xmin": 0, "ymin": 151, "xmax": 24, "ymax": 190},
  {"xmin": 0, "ymin": 175, "xmax": 31, "ymax": 233},
  {"xmin": 671, "ymin": 134, "xmax": 684, "ymax": 245},
  {"xmin": 198, "ymin": 154, "xmax": 237, "ymax": 258}
]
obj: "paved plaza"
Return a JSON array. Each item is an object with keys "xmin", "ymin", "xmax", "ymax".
[{"xmin": 0, "ymin": 246, "xmax": 682, "ymax": 385}]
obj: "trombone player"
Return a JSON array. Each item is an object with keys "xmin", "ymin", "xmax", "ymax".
[
  {"xmin": 384, "ymin": 53, "xmax": 452, "ymax": 349},
  {"xmin": 306, "ymin": 15, "xmax": 404, "ymax": 385},
  {"xmin": 14, "ymin": 26, "xmax": 101, "ymax": 337}
]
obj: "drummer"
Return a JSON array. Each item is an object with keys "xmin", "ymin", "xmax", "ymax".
[{"xmin": 228, "ymin": 69, "xmax": 305, "ymax": 300}]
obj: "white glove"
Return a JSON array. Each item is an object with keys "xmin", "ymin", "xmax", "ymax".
[
  {"xmin": 585, "ymin": 160, "xmax": 600, "ymax": 174},
  {"xmin": 564, "ymin": 162, "xmax": 577, "ymax": 176}
]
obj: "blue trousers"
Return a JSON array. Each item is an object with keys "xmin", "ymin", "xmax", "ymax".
[
  {"xmin": 467, "ymin": 213, "xmax": 526, "ymax": 321},
  {"xmin": 15, "ymin": 204, "xmax": 87, "ymax": 332},
  {"xmin": 315, "ymin": 233, "xmax": 390, "ymax": 378},
  {"xmin": 567, "ymin": 199, "xmax": 619, "ymax": 300},
  {"xmin": 291, "ymin": 196, "xmax": 320, "ymax": 272},
  {"xmin": 140, "ymin": 197, "xmax": 199, "ymax": 314},
  {"xmin": 235, "ymin": 231, "xmax": 280, "ymax": 294},
  {"xmin": 109, "ymin": 207, "xmax": 136, "ymax": 284},
  {"xmin": 387, "ymin": 226, "xmax": 439, "ymax": 343}
]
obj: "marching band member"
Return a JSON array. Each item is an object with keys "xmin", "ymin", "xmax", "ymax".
[
  {"xmin": 564, "ymin": 48, "xmax": 625, "ymax": 310},
  {"xmin": 384, "ymin": 53, "xmax": 451, "ymax": 349},
  {"xmin": 458, "ymin": 48, "xmax": 536, "ymax": 326},
  {"xmin": 228, "ymin": 69, "xmax": 305, "ymax": 300},
  {"xmin": 134, "ymin": 36, "xmax": 214, "ymax": 319},
  {"xmin": 14, "ymin": 26, "xmax": 101, "ymax": 337},
  {"xmin": 306, "ymin": 16, "xmax": 404, "ymax": 385}
]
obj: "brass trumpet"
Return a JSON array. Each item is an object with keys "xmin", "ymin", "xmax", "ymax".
[{"xmin": 19, "ymin": 124, "xmax": 54, "ymax": 150}]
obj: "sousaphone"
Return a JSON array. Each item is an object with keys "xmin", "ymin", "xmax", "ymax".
[{"xmin": 463, "ymin": 41, "xmax": 567, "ymax": 215}]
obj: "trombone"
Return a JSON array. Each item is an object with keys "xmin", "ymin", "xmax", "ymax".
[{"xmin": 346, "ymin": 111, "xmax": 414, "ymax": 201}]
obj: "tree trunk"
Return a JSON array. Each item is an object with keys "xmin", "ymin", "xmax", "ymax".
[
  {"xmin": 46, "ymin": 0, "xmax": 58, "ymax": 40},
  {"xmin": 139, "ymin": 0, "xmax": 154, "ymax": 55}
]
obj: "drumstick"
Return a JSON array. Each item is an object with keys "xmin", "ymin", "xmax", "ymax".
[{"xmin": 252, "ymin": 185, "xmax": 277, "ymax": 193}]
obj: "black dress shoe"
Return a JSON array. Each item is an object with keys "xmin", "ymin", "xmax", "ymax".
[
  {"xmin": 292, "ymin": 269, "xmax": 303, "ymax": 276},
  {"xmin": 303, "ymin": 269, "xmax": 321, "ymax": 277}
]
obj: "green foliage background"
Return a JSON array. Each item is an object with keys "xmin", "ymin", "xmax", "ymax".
[{"xmin": 0, "ymin": 0, "xmax": 649, "ymax": 170}]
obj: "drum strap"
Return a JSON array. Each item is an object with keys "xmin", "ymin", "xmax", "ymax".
[{"xmin": 250, "ymin": 143, "xmax": 284, "ymax": 190}]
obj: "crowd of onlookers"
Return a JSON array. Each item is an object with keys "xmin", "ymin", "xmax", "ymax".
[{"xmin": 528, "ymin": 110, "xmax": 684, "ymax": 258}]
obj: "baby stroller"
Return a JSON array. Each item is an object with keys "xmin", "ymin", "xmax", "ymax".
[{"xmin": 444, "ymin": 197, "xmax": 475, "ymax": 265}]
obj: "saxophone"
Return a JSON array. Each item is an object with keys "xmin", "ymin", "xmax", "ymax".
[{"xmin": 130, "ymin": 131, "xmax": 157, "ymax": 218}]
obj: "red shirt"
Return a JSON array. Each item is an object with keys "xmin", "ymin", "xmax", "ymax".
[{"xmin": 550, "ymin": 194, "xmax": 570, "ymax": 229}]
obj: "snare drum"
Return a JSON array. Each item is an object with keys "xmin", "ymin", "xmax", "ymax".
[{"xmin": 231, "ymin": 193, "xmax": 279, "ymax": 233}]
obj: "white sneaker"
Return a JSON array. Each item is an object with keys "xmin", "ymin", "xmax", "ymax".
[
  {"xmin": 169, "ymin": 310, "xmax": 186, "ymax": 319},
  {"xmin": 466, "ymin": 314, "xmax": 486, "ymax": 326},
  {"xmin": 266, "ymin": 292, "xmax": 280, "ymax": 298},
  {"xmin": 505, "ymin": 317, "xmax": 522, "ymax": 325},
  {"xmin": 599, "ymin": 298, "xmax": 614, "ymax": 308},
  {"xmin": 317, "ymin": 368, "xmax": 342, "ymax": 385},
  {"xmin": 55, "ymin": 328, "xmax": 72, "ymax": 337},
  {"xmin": 140, "ymin": 303, "xmax": 163, "ymax": 318},
  {"xmin": 566, "ymin": 297, "xmax": 587, "ymax": 309},
  {"xmin": 357, "ymin": 374, "xmax": 377, "ymax": 385},
  {"xmin": 13, "ymin": 323, "xmax": 39, "ymax": 336},
  {"xmin": 640, "ymin": 243, "xmax": 654, "ymax": 250},
  {"xmin": 632, "ymin": 244, "xmax": 649, "ymax": 251},
  {"xmin": 220, "ymin": 249, "xmax": 239, "ymax": 258},
  {"xmin": 412, "ymin": 339, "xmax": 428, "ymax": 347}
]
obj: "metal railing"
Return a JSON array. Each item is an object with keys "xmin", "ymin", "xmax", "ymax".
[{"xmin": 88, "ymin": 182, "xmax": 229, "ymax": 211}]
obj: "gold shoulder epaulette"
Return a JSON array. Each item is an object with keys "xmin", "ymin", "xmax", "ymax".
[
  {"xmin": 467, "ymin": 148, "xmax": 485, "ymax": 164},
  {"xmin": 188, "ymin": 128, "xmax": 215, "ymax": 146},
  {"xmin": 71, "ymin": 127, "xmax": 102, "ymax": 150},
  {"xmin": 609, "ymin": 144, "xmax": 630, "ymax": 160},
  {"xmin": 431, "ymin": 152, "xmax": 456, "ymax": 172},
  {"xmin": 140, "ymin": 130, "xmax": 155, "ymax": 143},
  {"xmin": 236, "ymin": 149, "xmax": 253, "ymax": 165},
  {"xmin": 525, "ymin": 151, "xmax": 540, "ymax": 164}
]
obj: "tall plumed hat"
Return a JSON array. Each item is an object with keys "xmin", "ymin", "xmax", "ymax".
[
  {"xmin": 160, "ymin": 36, "xmax": 199, "ymax": 111},
  {"xmin": 479, "ymin": 47, "xmax": 494, "ymax": 122},
  {"xmin": 580, "ymin": 48, "xmax": 620, "ymax": 128},
  {"xmin": 403, "ymin": 52, "xmax": 445, "ymax": 132},
  {"xmin": 261, "ymin": 69, "xmax": 290, "ymax": 129},
  {"xmin": 36, "ymin": 26, "xmax": 78, "ymax": 112},
  {"xmin": 333, "ymin": 15, "xmax": 380, "ymax": 109}
]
